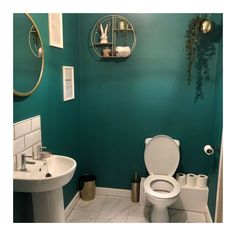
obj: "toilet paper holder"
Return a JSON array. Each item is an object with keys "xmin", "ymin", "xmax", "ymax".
[{"xmin": 203, "ymin": 144, "xmax": 220, "ymax": 156}]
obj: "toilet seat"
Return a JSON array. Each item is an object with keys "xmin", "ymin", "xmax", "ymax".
[{"xmin": 144, "ymin": 174, "xmax": 180, "ymax": 199}]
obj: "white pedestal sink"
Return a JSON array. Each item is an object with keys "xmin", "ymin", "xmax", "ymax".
[{"xmin": 14, "ymin": 155, "xmax": 77, "ymax": 222}]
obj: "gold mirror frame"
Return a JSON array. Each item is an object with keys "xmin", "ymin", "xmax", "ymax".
[{"xmin": 14, "ymin": 13, "xmax": 44, "ymax": 97}]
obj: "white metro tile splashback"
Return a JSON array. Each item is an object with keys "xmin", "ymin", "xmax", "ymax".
[
  {"xmin": 32, "ymin": 116, "xmax": 41, "ymax": 131},
  {"xmin": 25, "ymin": 130, "xmax": 41, "ymax": 149},
  {"xmin": 13, "ymin": 115, "xmax": 42, "ymax": 170},
  {"xmin": 14, "ymin": 119, "xmax": 31, "ymax": 139},
  {"xmin": 13, "ymin": 137, "xmax": 25, "ymax": 155}
]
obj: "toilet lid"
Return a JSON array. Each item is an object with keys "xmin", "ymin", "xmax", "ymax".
[{"xmin": 144, "ymin": 135, "xmax": 180, "ymax": 175}]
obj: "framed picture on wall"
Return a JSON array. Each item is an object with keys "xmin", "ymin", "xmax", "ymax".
[
  {"xmin": 62, "ymin": 66, "xmax": 75, "ymax": 101},
  {"xmin": 48, "ymin": 13, "xmax": 63, "ymax": 48}
]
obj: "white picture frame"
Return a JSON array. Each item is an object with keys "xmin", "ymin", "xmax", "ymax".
[
  {"xmin": 48, "ymin": 13, "xmax": 63, "ymax": 48},
  {"xmin": 62, "ymin": 66, "xmax": 75, "ymax": 101}
]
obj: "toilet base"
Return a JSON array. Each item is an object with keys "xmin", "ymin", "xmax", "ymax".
[{"xmin": 150, "ymin": 206, "xmax": 169, "ymax": 222}]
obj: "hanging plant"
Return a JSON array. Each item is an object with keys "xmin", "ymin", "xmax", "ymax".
[{"xmin": 185, "ymin": 15, "xmax": 216, "ymax": 102}]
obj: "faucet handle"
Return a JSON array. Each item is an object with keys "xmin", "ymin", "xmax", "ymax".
[
  {"xmin": 36, "ymin": 145, "xmax": 52, "ymax": 160},
  {"xmin": 41, "ymin": 146, "xmax": 47, "ymax": 151},
  {"xmin": 22, "ymin": 153, "xmax": 34, "ymax": 159},
  {"xmin": 35, "ymin": 144, "xmax": 44, "ymax": 159}
]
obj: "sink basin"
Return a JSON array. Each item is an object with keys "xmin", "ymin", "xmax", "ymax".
[
  {"xmin": 14, "ymin": 155, "xmax": 76, "ymax": 192},
  {"xmin": 13, "ymin": 155, "xmax": 77, "ymax": 222}
]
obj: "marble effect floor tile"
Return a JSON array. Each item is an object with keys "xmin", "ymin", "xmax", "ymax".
[
  {"xmin": 169, "ymin": 208, "xmax": 187, "ymax": 223},
  {"xmin": 96, "ymin": 196, "xmax": 130, "ymax": 222},
  {"xmin": 66, "ymin": 209, "xmax": 99, "ymax": 223},
  {"xmin": 126, "ymin": 205, "xmax": 151, "ymax": 222},
  {"xmin": 74, "ymin": 194, "xmax": 106, "ymax": 212},
  {"xmin": 66, "ymin": 194, "xmax": 207, "ymax": 223},
  {"xmin": 186, "ymin": 211, "xmax": 207, "ymax": 223}
]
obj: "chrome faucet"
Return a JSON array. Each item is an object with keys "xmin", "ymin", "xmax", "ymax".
[
  {"xmin": 36, "ymin": 145, "xmax": 52, "ymax": 160},
  {"xmin": 20, "ymin": 145, "xmax": 52, "ymax": 171},
  {"xmin": 20, "ymin": 153, "xmax": 34, "ymax": 171}
]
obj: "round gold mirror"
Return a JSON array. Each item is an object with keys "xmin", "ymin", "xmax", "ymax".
[{"xmin": 13, "ymin": 13, "xmax": 44, "ymax": 96}]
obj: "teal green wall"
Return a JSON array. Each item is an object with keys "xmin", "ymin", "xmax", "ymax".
[
  {"xmin": 13, "ymin": 13, "xmax": 222, "ymax": 222},
  {"xmin": 79, "ymin": 14, "xmax": 222, "ymax": 219}
]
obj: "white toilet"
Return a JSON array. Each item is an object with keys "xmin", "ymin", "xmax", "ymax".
[{"xmin": 144, "ymin": 135, "xmax": 181, "ymax": 222}]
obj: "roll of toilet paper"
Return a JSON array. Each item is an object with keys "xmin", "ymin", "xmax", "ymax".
[
  {"xmin": 197, "ymin": 174, "xmax": 208, "ymax": 188},
  {"xmin": 186, "ymin": 173, "xmax": 197, "ymax": 187},
  {"xmin": 204, "ymin": 145, "xmax": 214, "ymax": 155},
  {"xmin": 176, "ymin": 173, "xmax": 186, "ymax": 186}
]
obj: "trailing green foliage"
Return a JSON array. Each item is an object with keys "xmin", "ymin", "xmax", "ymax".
[{"xmin": 185, "ymin": 16, "xmax": 216, "ymax": 102}]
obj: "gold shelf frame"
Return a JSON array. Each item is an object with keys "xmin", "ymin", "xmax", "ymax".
[{"xmin": 90, "ymin": 14, "xmax": 136, "ymax": 59}]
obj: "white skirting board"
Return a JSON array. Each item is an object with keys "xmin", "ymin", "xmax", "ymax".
[
  {"xmin": 65, "ymin": 191, "xmax": 80, "ymax": 218},
  {"xmin": 205, "ymin": 205, "xmax": 213, "ymax": 223},
  {"xmin": 96, "ymin": 186, "xmax": 131, "ymax": 198}
]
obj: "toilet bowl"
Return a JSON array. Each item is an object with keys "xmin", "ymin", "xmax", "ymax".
[{"xmin": 143, "ymin": 135, "xmax": 181, "ymax": 222}]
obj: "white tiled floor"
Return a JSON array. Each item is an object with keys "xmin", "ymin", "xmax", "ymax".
[{"xmin": 66, "ymin": 194, "xmax": 208, "ymax": 223}]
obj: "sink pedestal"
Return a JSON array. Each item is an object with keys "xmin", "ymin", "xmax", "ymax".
[{"xmin": 32, "ymin": 188, "xmax": 65, "ymax": 222}]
